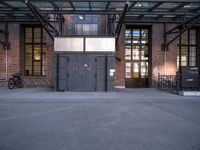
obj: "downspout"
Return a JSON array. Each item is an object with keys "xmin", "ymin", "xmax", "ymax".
[
  {"xmin": 5, "ymin": 22, "xmax": 9, "ymax": 79},
  {"xmin": 163, "ymin": 23, "xmax": 167, "ymax": 75}
]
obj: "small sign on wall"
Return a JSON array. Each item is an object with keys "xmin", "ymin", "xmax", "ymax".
[{"xmin": 109, "ymin": 69, "xmax": 115, "ymax": 77}]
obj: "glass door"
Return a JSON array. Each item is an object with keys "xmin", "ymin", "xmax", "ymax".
[{"xmin": 125, "ymin": 28, "xmax": 149, "ymax": 88}]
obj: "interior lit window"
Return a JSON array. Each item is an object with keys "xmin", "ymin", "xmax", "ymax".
[
  {"xmin": 125, "ymin": 28, "xmax": 149, "ymax": 79},
  {"xmin": 24, "ymin": 26, "xmax": 46, "ymax": 76}
]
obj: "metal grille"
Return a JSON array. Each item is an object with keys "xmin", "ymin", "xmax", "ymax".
[{"xmin": 157, "ymin": 73, "xmax": 181, "ymax": 93}]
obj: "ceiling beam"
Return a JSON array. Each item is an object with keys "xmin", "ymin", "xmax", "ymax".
[
  {"xmin": 69, "ymin": 1, "xmax": 75, "ymax": 11},
  {"xmin": 169, "ymin": 3, "xmax": 187, "ymax": 11},
  {"xmin": 49, "ymin": 0, "xmax": 59, "ymax": 10},
  {"xmin": 105, "ymin": 1, "xmax": 110, "ymax": 11},
  {"xmin": 190, "ymin": 6, "xmax": 200, "ymax": 12},
  {"xmin": 128, "ymin": 2, "xmax": 137, "ymax": 11},
  {"xmin": 2, "ymin": 0, "xmax": 200, "ymax": 2},
  {"xmin": 0, "ymin": 10, "xmax": 198, "ymax": 15},
  {"xmin": 137, "ymin": 2, "xmax": 163, "ymax": 19},
  {"xmin": 89, "ymin": 1, "xmax": 91, "ymax": 11},
  {"xmin": 147, "ymin": 2, "xmax": 163, "ymax": 11}
]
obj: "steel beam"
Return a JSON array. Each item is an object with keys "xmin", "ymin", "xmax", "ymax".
[
  {"xmin": 116, "ymin": 1, "xmax": 129, "ymax": 46},
  {"xmin": 169, "ymin": 3, "xmax": 187, "ymax": 12},
  {"xmin": 25, "ymin": 0, "xmax": 55, "ymax": 40},
  {"xmin": 128, "ymin": 2, "xmax": 137, "ymax": 11},
  {"xmin": 105, "ymin": 2, "xmax": 110, "ymax": 11},
  {"xmin": 2, "ymin": 0, "xmax": 200, "ymax": 2},
  {"xmin": 164, "ymin": 12, "xmax": 200, "ymax": 49},
  {"xmin": 69, "ymin": 1, "xmax": 75, "ymax": 10},
  {"xmin": 0, "ymin": 9, "xmax": 199, "ymax": 15},
  {"xmin": 166, "ymin": 13, "xmax": 200, "ymax": 35},
  {"xmin": 148, "ymin": 2, "xmax": 163, "ymax": 11}
]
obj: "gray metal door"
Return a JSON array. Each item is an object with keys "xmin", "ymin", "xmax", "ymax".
[{"xmin": 68, "ymin": 54, "xmax": 96, "ymax": 91}]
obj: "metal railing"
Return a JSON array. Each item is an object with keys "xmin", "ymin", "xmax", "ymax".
[
  {"xmin": 157, "ymin": 73, "xmax": 181, "ymax": 93},
  {"xmin": 23, "ymin": 78, "xmax": 52, "ymax": 88}
]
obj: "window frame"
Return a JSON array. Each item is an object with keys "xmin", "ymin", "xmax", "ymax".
[
  {"xmin": 74, "ymin": 15, "xmax": 99, "ymax": 35},
  {"xmin": 179, "ymin": 28, "xmax": 197, "ymax": 67},
  {"xmin": 125, "ymin": 28, "xmax": 150, "ymax": 79},
  {"xmin": 23, "ymin": 25, "xmax": 47, "ymax": 76}
]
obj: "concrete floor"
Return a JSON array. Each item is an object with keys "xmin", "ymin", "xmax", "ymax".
[{"xmin": 0, "ymin": 88, "xmax": 200, "ymax": 150}]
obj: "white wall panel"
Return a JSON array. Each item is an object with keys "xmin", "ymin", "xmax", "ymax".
[
  {"xmin": 85, "ymin": 38, "xmax": 115, "ymax": 52},
  {"xmin": 54, "ymin": 37, "xmax": 84, "ymax": 52}
]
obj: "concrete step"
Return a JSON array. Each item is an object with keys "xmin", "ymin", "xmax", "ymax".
[{"xmin": 179, "ymin": 91, "xmax": 200, "ymax": 96}]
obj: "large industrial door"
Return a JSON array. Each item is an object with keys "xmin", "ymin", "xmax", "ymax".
[
  {"xmin": 68, "ymin": 55, "xmax": 96, "ymax": 91},
  {"xmin": 125, "ymin": 28, "xmax": 150, "ymax": 88},
  {"xmin": 55, "ymin": 54, "xmax": 115, "ymax": 92}
]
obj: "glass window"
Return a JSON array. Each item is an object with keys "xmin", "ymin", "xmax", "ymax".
[
  {"xmin": 75, "ymin": 24, "xmax": 98, "ymax": 35},
  {"xmin": 180, "ymin": 29, "xmax": 197, "ymax": 67},
  {"xmin": 133, "ymin": 63, "xmax": 139, "ymax": 78},
  {"xmin": 125, "ymin": 28, "xmax": 149, "ymax": 79},
  {"xmin": 125, "ymin": 48, "xmax": 131, "ymax": 60},
  {"xmin": 24, "ymin": 26, "xmax": 46, "ymax": 76},
  {"xmin": 74, "ymin": 15, "xmax": 99, "ymax": 35},
  {"xmin": 25, "ymin": 28, "xmax": 32, "ymax": 43},
  {"xmin": 126, "ymin": 63, "xmax": 131, "ymax": 78}
]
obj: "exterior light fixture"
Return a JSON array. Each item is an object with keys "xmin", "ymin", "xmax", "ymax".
[
  {"xmin": 135, "ymin": 2, "xmax": 142, "ymax": 7},
  {"xmin": 79, "ymin": 15, "xmax": 85, "ymax": 20}
]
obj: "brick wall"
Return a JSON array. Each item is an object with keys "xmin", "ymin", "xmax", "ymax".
[
  {"xmin": 0, "ymin": 18, "xmax": 181, "ymax": 88},
  {"xmin": 115, "ymin": 24, "xmax": 125, "ymax": 87},
  {"xmin": 0, "ymin": 24, "xmax": 20, "ymax": 87},
  {"xmin": 151, "ymin": 24, "xmax": 178, "ymax": 87},
  {"xmin": 117, "ymin": 23, "xmax": 179, "ymax": 88}
]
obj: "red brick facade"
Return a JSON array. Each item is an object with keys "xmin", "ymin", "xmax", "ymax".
[{"xmin": 0, "ymin": 16, "xmax": 185, "ymax": 88}]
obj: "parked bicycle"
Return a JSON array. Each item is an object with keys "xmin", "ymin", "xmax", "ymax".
[{"xmin": 8, "ymin": 73, "xmax": 24, "ymax": 89}]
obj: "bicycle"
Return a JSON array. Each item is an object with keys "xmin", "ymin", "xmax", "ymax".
[{"xmin": 8, "ymin": 73, "xmax": 24, "ymax": 89}]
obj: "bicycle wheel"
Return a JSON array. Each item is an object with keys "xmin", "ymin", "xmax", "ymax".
[
  {"xmin": 8, "ymin": 78, "xmax": 16, "ymax": 89},
  {"xmin": 17, "ymin": 79, "xmax": 24, "ymax": 88}
]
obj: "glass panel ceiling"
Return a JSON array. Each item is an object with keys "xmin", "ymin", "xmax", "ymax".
[
  {"xmin": 54, "ymin": 2, "xmax": 71, "ymax": 8},
  {"xmin": 0, "ymin": 4, "xmax": 5, "ymax": 7},
  {"xmin": 181, "ymin": 3, "xmax": 200, "ymax": 9},
  {"xmin": 157, "ymin": 3, "xmax": 179, "ymax": 9},
  {"xmin": 0, "ymin": 0, "xmax": 199, "ymax": 23},
  {"xmin": 134, "ymin": 2, "xmax": 156, "ymax": 8},
  {"xmin": 73, "ymin": 2, "xmax": 89, "ymax": 8},
  {"xmin": 90, "ymin": 2, "xmax": 107, "ymax": 8},
  {"xmin": 110, "ymin": 2, "xmax": 125, "ymax": 8},
  {"xmin": 13, "ymin": 14, "xmax": 25, "ymax": 16},
  {"xmin": 5, "ymin": 1, "xmax": 26, "ymax": 7},
  {"xmin": 31, "ymin": 2, "xmax": 53, "ymax": 8}
]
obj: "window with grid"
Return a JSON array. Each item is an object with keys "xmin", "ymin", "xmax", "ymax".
[
  {"xmin": 74, "ymin": 15, "xmax": 99, "ymax": 35},
  {"xmin": 180, "ymin": 29, "xmax": 197, "ymax": 67},
  {"xmin": 125, "ymin": 29, "xmax": 149, "ymax": 78},
  {"xmin": 75, "ymin": 24, "xmax": 98, "ymax": 35},
  {"xmin": 24, "ymin": 26, "xmax": 47, "ymax": 76}
]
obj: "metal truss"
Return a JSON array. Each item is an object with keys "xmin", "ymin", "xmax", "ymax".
[
  {"xmin": 0, "ymin": 0, "xmax": 200, "ymax": 46},
  {"xmin": 163, "ymin": 13, "xmax": 200, "ymax": 50}
]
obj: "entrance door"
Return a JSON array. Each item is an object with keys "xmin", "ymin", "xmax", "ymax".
[
  {"xmin": 68, "ymin": 54, "xmax": 96, "ymax": 91},
  {"xmin": 125, "ymin": 28, "xmax": 149, "ymax": 88}
]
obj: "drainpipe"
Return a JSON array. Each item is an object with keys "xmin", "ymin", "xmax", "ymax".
[
  {"xmin": 5, "ymin": 22, "xmax": 9, "ymax": 79},
  {"xmin": 5, "ymin": 50, "xmax": 8, "ymax": 79},
  {"xmin": 163, "ymin": 23, "xmax": 167, "ymax": 75}
]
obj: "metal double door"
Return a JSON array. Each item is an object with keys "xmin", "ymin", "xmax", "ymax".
[{"xmin": 67, "ymin": 55, "xmax": 96, "ymax": 91}]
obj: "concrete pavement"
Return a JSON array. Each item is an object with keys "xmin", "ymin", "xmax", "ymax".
[{"xmin": 0, "ymin": 88, "xmax": 200, "ymax": 150}]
